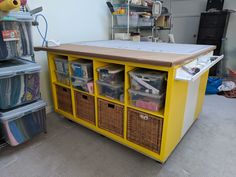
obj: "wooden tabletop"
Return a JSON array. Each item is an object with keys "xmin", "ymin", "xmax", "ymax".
[{"xmin": 35, "ymin": 41, "xmax": 216, "ymax": 67}]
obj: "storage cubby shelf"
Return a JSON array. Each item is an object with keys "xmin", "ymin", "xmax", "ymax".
[
  {"xmin": 73, "ymin": 88, "xmax": 95, "ymax": 97},
  {"xmin": 97, "ymin": 95, "xmax": 125, "ymax": 106},
  {"xmin": 127, "ymin": 105, "xmax": 164, "ymax": 118},
  {"xmin": 53, "ymin": 82, "xmax": 71, "ymax": 89},
  {"xmin": 49, "ymin": 53, "xmax": 169, "ymax": 162},
  {"xmin": 39, "ymin": 41, "xmax": 215, "ymax": 163}
]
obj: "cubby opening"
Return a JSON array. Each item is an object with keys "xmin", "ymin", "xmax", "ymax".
[
  {"xmin": 127, "ymin": 67, "xmax": 168, "ymax": 114},
  {"xmin": 70, "ymin": 58, "xmax": 94, "ymax": 95},
  {"xmin": 54, "ymin": 55, "xmax": 70, "ymax": 86},
  {"xmin": 96, "ymin": 63, "xmax": 125, "ymax": 103}
]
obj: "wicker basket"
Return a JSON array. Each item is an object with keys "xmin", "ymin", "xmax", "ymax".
[
  {"xmin": 75, "ymin": 91, "xmax": 95, "ymax": 124},
  {"xmin": 98, "ymin": 99, "xmax": 124, "ymax": 137},
  {"xmin": 127, "ymin": 109, "xmax": 163, "ymax": 154},
  {"xmin": 55, "ymin": 85, "xmax": 73, "ymax": 114}
]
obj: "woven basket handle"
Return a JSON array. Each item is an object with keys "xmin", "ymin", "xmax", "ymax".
[
  {"xmin": 139, "ymin": 114, "xmax": 149, "ymax": 120},
  {"xmin": 82, "ymin": 95, "xmax": 88, "ymax": 100},
  {"xmin": 62, "ymin": 88, "xmax": 68, "ymax": 92},
  {"xmin": 108, "ymin": 103, "xmax": 115, "ymax": 109}
]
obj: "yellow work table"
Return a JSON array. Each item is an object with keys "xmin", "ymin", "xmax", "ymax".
[{"xmin": 35, "ymin": 40, "xmax": 223, "ymax": 163}]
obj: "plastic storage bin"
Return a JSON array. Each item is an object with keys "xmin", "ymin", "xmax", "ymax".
[
  {"xmin": 138, "ymin": 17, "xmax": 154, "ymax": 27},
  {"xmin": 71, "ymin": 76, "xmax": 94, "ymax": 94},
  {"xmin": 129, "ymin": 89, "xmax": 165, "ymax": 112},
  {"xmin": 98, "ymin": 99, "xmax": 124, "ymax": 137},
  {"xmin": 0, "ymin": 125, "xmax": 4, "ymax": 144},
  {"xmin": 0, "ymin": 100, "xmax": 46, "ymax": 146},
  {"xmin": 116, "ymin": 14, "xmax": 139, "ymax": 27},
  {"xmin": 55, "ymin": 58, "xmax": 69, "ymax": 74},
  {"xmin": 0, "ymin": 15, "xmax": 34, "ymax": 60},
  {"xmin": 55, "ymin": 71, "xmax": 70, "ymax": 86},
  {"xmin": 97, "ymin": 81, "xmax": 124, "ymax": 102},
  {"xmin": 71, "ymin": 60, "xmax": 93, "ymax": 79},
  {"xmin": 97, "ymin": 65, "xmax": 124, "ymax": 85},
  {"xmin": 0, "ymin": 59, "xmax": 41, "ymax": 110},
  {"xmin": 129, "ymin": 68, "xmax": 167, "ymax": 94}
]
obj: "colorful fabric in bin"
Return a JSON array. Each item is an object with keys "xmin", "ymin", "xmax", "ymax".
[
  {"xmin": 22, "ymin": 73, "xmax": 40, "ymax": 102},
  {"xmin": 136, "ymin": 100, "xmax": 160, "ymax": 112},
  {"xmin": 18, "ymin": 21, "xmax": 33, "ymax": 56},
  {"xmin": 0, "ymin": 21, "xmax": 33, "ymax": 60},
  {"xmin": 71, "ymin": 61, "xmax": 93, "ymax": 79},
  {"xmin": 0, "ymin": 73, "xmax": 40, "ymax": 109},
  {"xmin": 71, "ymin": 76, "xmax": 94, "ymax": 94},
  {"xmin": 2, "ymin": 108, "xmax": 46, "ymax": 146}
]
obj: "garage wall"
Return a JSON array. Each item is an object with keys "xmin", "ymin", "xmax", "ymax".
[
  {"xmin": 163, "ymin": 0, "xmax": 236, "ymax": 70},
  {"xmin": 162, "ymin": 0, "xmax": 207, "ymax": 44},
  {"xmin": 28, "ymin": 0, "xmax": 110, "ymax": 113},
  {"xmin": 224, "ymin": 1, "xmax": 236, "ymax": 70}
]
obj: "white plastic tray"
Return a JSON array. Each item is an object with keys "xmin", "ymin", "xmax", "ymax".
[{"xmin": 175, "ymin": 54, "xmax": 224, "ymax": 82}]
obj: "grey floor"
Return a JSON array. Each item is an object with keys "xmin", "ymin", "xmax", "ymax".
[{"xmin": 0, "ymin": 95, "xmax": 236, "ymax": 177}]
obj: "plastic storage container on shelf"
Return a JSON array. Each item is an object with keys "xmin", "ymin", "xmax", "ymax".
[
  {"xmin": 138, "ymin": 17, "xmax": 154, "ymax": 27},
  {"xmin": 116, "ymin": 14, "xmax": 139, "ymax": 27},
  {"xmin": 0, "ymin": 59, "xmax": 41, "ymax": 110},
  {"xmin": 55, "ymin": 71, "xmax": 70, "ymax": 86},
  {"xmin": 0, "ymin": 100, "xmax": 46, "ymax": 146},
  {"xmin": 0, "ymin": 12, "xmax": 34, "ymax": 60},
  {"xmin": 97, "ymin": 64, "xmax": 124, "ymax": 85},
  {"xmin": 71, "ymin": 60, "xmax": 93, "ymax": 79},
  {"xmin": 54, "ymin": 58, "xmax": 69, "ymax": 74},
  {"xmin": 71, "ymin": 76, "xmax": 94, "ymax": 94},
  {"xmin": 129, "ymin": 68, "xmax": 167, "ymax": 94},
  {"xmin": 129, "ymin": 89, "xmax": 165, "ymax": 112},
  {"xmin": 97, "ymin": 80, "xmax": 124, "ymax": 102}
]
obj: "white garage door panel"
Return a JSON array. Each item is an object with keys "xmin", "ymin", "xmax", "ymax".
[
  {"xmin": 181, "ymin": 78, "xmax": 200, "ymax": 138},
  {"xmin": 172, "ymin": 16, "xmax": 200, "ymax": 44}
]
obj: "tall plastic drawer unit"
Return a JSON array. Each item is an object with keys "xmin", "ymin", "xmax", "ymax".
[
  {"xmin": 0, "ymin": 100, "xmax": 47, "ymax": 146},
  {"xmin": 0, "ymin": 59, "xmax": 41, "ymax": 109},
  {"xmin": 0, "ymin": 12, "xmax": 34, "ymax": 60},
  {"xmin": 0, "ymin": 124, "xmax": 4, "ymax": 143}
]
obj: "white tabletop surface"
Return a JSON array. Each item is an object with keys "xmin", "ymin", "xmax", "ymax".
[{"xmin": 76, "ymin": 40, "xmax": 214, "ymax": 55}]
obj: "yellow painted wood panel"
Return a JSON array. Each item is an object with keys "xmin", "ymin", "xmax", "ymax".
[
  {"xmin": 195, "ymin": 71, "xmax": 209, "ymax": 119},
  {"xmin": 161, "ymin": 69, "xmax": 189, "ymax": 161}
]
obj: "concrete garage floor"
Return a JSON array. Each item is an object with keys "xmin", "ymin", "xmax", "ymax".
[{"xmin": 0, "ymin": 95, "xmax": 236, "ymax": 177}]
